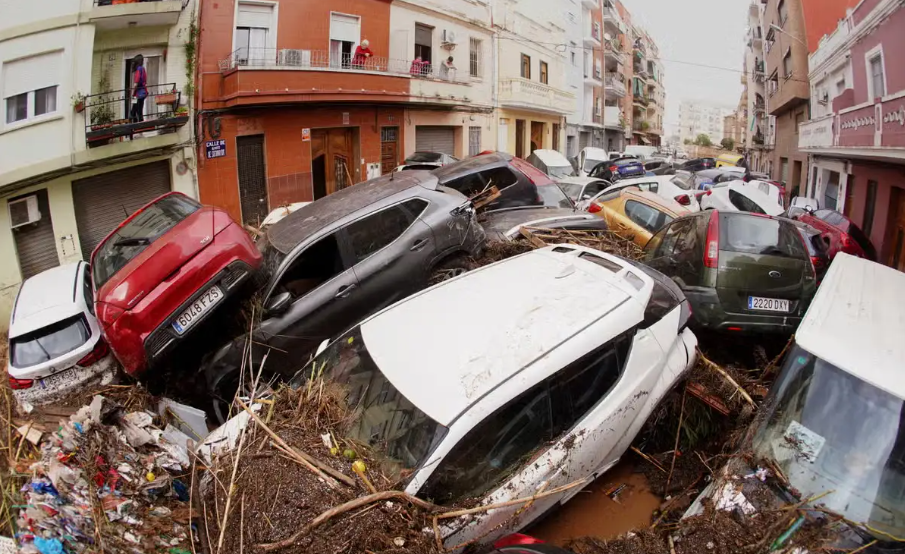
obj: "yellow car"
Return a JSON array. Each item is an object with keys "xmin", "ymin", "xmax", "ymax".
[
  {"xmin": 588, "ymin": 188, "xmax": 691, "ymax": 247},
  {"xmin": 715, "ymin": 153, "xmax": 744, "ymax": 168}
]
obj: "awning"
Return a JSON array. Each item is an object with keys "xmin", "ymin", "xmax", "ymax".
[{"xmin": 639, "ymin": 136, "xmax": 651, "ymax": 145}]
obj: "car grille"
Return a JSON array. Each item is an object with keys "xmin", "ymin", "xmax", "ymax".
[
  {"xmin": 145, "ymin": 328, "xmax": 174, "ymax": 358},
  {"xmin": 221, "ymin": 264, "xmax": 248, "ymax": 290}
]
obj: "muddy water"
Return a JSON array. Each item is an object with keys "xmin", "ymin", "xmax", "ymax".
[{"xmin": 529, "ymin": 460, "xmax": 662, "ymax": 546}]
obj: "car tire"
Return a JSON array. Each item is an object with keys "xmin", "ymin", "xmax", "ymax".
[{"xmin": 429, "ymin": 255, "xmax": 472, "ymax": 286}]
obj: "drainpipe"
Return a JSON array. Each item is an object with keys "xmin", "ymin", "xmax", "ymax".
[{"xmin": 191, "ymin": 0, "xmax": 204, "ymax": 200}]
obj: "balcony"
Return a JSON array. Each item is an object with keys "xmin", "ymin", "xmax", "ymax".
[
  {"xmin": 212, "ymin": 49, "xmax": 426, "ymax": 107},
  {"xmin": 89, "ymin": 0, "xmax": 187, "ymax": 29},
  {"xmin": 605, "ymin": 73, "xmax": 626, "ymax": 98},
  {"xmin": 633, "ymin": 40, "xmax": 647, "ymax": 58},
  {"xmin": 604, "ymin": 40, "xmax": 625, "ymax": 64},
  {"xmin": 499, "ymin": 77, "xmax": 575, "ymax": 115},
  {"xmin": 582, "ymin": 0, "xmax": 598, "ymax": 9},
  {"xmin": 83, "ymin": 83, "xmax": 187, "ymax": 146},
  {"xmin": 603, "ymin": 1, "xmax": 622, "ymax": 33},
  {"xmin": 750, "ymin": 27, "xmax": 763, "ymax": 48},
  {"xmin": 602, "ymin": 105, "xmax": 622, "ymax": 129},
  {"xmin": 632, "ymin": 120, "xmax": 650, "ymax": 133},
  {"xmin": 632, "ymin": 92, "xmax": 649, "ymax": 108},
  {"xmin": 584, "ymin": 67, "xmax": 602, "ymax": 86}
]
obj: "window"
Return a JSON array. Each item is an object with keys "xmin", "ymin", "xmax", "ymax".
[
  {"xmin": 868, "ymin": 53, "xmax": 885, "ymax": 99},
  {"xmin": 625, "ymin": 200, "xmax": 673, "ymax": 233},
  {"xmin": 521, "ymin": 54, "xmax": 531, "ymax": 79},
  {"xmin": 82, "ymin": 265, "xmax": 95, "ymax": 316},
  {"xmin": 345, "ymin": 205, "xmax": 412, "ymax": 262},
  {"xmin": 415, "ymin": 23, "xmax": 433, "ymax": 66},
  {"xmin": 93, "ymin": 194, "xmax": 201, "ymax": 288},
  {"xmin": 720, "ymin": 214, "xmax": 807, "ymax": 259},
  {"xmin": 783, "ymin": 50, "xmax": 793, "ymax": 79},
  {"xmin": 235, "ymin": 2, "xmax": 275, "ymax": 65},
  {"xmin": 571, "ymin": 51, "xmax": 576, "ymax": 66},
  {"xmin": 2, "ymin": 51, "xmax": 61, "ymax": 126},
  {"xmin": 10, "ymin": 315, "xmax": 90, "ymax": 369},
  {"xmin": 778, "ymin": 0, "xmax": 788, "ymax": 26},
  {"xmin": 469, "ymin": 37, "xmax": 482, "ymax": 78},
  {"xmin": 863, "ymin": 180, "xmax": 878, "ymax": 236},
  {"xmin": 780, "ymin": 158, "xmax": 789, "ymax": 183},
  {"xmin": 278, "ymin": 232, "xmax": 346, "ymax": 299},
  {"xmin": 468, "ymin": 126, "xmax": 481, "ymax": 157},
  {"xmin": 729, "ymin": 189, "xmax": 766, "ymax": 214}
]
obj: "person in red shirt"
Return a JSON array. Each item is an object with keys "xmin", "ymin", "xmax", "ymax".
[
  {"xmin": 351, "ymin": 39, "xmax": 373, "ymax": 68},
  {"xmin": 130, "ymin": 55, "xmax": 148, "ymax": 123}
]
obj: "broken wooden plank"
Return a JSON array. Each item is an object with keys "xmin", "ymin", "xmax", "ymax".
[
  {"xmin": 686, "ymin": 382, "xmax": 731, "ymax": 416},
  {"xmin": 519, "ymin": 227, "xmax": 548, "ymax": 249}
]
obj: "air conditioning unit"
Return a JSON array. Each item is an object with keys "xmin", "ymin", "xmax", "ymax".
[
  {"xmin": 441, "ymin": 30, "xmax": 457, "ymax": 46},
  {"xmin": 278, "ymin": 49, "xmax": 310, "ymax": 67},
  {"xmin": 9, "ymin": 195, "xmax": 41, "ymax": 229}
]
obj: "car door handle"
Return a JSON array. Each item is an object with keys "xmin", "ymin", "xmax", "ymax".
[
  {"xmin": 410, "ymin": 239, "xmax": 429, "ymax": 251},
  {"xmin": 335, "ymin": 284, "xmax": 357, "ymax": 298}
]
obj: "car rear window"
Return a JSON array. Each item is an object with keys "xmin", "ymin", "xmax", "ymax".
[
  {"xmin": 537, "ymin": 184, "xmax": 575, "ymax": 209},
  {"xmin": 720, "ymin": 214, "xmax": 807, "ymax": 259},
  {"xmin": 728, "ymin": 189, "xmax": 767, "ymax": 214},
  {"xmin": 92, "ymin": 194, "xmax": 201, "ymax": 288},
  {"xmin": 670, "ymin": 176, "xmax": 692, "ymax": 190},
  {"xmin": 10, "ymin": 314, "xmax": 90, "ymax": 368},
  {"xmin": 510, "ymin": 157, "xmax": 555, "ymax": 186}
]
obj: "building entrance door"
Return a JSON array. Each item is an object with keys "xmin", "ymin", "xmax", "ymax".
[
  {"xmin": 515, "ymin": 120, "xmax": 526, "ymax": 158},
  {"xmin": 311, "ymin": 128, "xmax": 354, "ymax": 199},
  {"xmin": 886, "ymin": 187, "xmax": 905, "ymax": 271},
  {"xmin": 530, "ymin": 121, "xmax": 544, "ymax": 152}
]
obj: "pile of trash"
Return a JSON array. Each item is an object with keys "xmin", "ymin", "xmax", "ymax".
[{"xmin": 13, "ymin": 393, "xmax": 203, "ymax": 553}]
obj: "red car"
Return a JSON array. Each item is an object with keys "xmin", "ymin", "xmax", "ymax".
[
  {"xmin": 91, "ymin": 192, "xmax": 262, "ymax": 376},
  {"xmin": 793, "ymin": 209, "xmax": 877, "ymax": 262}
]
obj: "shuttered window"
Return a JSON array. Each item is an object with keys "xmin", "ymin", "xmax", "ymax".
[{"xmin": 11, "ymin": 189, "xmax": 59, "ymax": 279}]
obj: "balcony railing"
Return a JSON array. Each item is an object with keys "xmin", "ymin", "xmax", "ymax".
[
  {"xmin": 632, "ymin": 120, "xmax": 650, "ymax": 132},
  {"xmin": 94, "ymin": 0, "xmax": 189, "ymax": 8},
  {"xmin": 605, "ymin": 75, "xmax": 626, "ymax": 96},
  {"xmin": 83, "ymin": 83, "xmax": 187, "ymax": 145},
  {"xmin": 499, "ymin": 77, "xmax": 574, "ymax": 114},
  {"xmin": 218, "ymin": 48, "xmax": 469, "ymax": 83}
]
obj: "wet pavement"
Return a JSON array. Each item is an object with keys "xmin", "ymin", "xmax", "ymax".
[{"xmin": 529, "ymin": 459, "xmax": 662, "ymax": 545}]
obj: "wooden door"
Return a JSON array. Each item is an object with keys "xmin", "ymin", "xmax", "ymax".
[
  {"xmin": 886, "ymin": 188, "xmax": 905, "ymax": 271},
  {"xmin": 530, "ymin": 122, "xmax": 544, "ymax": 152},
  {"xmin": 515, "ymin": 119, "xmax": 525, "ymax": 158},
  {"xmin": 311, "ymin": 128, "xmax": 353, "ymax": 198},
  {"xmin": 380, "ymin": 127, "xmax": 398, "ymax": 175}
]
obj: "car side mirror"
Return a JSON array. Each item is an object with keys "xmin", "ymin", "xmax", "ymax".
[{"xmin": 264, "ymin": 291, "xmax": 292, "ymax": 316}]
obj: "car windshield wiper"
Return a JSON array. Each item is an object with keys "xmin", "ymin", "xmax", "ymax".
[{"xmin": 113, "ymin": 237, "xmax": 151, "ymax": 248}]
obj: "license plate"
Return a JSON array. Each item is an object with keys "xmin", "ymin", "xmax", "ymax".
[
  {"xmin": 172, "ymin": 286, "xmax": 223, "ymax": 335},
  {"xmin": 748, "ymin": 296, "xmax": 790, "ymax": 312},
  {"xmin": 41, "ymin": 368, "xmax": 78, "ymax": 390}
]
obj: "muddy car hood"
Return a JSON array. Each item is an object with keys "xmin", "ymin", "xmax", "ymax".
[{"xmin": 479, "ymin": 208, "xmax": 606, "ymax": 241}]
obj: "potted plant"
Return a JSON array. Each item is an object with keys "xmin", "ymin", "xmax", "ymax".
[
  {"xmin": 175, "ymin": 106, "xmax": 188, "ymax": 116},
  {"xmin": 72, "ymin": 93, "xmax": 86, "ymax": 113},
  {"xmin": 156, "ymin": 86, "xmax": 178, "ymax": 106},
  {"xmin": 89, "ymin": 73, "xmax": 115, "ymax": 131}
]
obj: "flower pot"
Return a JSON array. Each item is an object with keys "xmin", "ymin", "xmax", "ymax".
[
  {"xmin": 156, "ymin": 93, "xmax": 178, "ymax": 105},
  {"xmin": 74, "ymin": 102, "xmax": 85, "ymax": 113}
]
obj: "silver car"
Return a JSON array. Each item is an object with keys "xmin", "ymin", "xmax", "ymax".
[{"xmin": 200, "ymin": 170, "xmax": 484, "ymax": 420}]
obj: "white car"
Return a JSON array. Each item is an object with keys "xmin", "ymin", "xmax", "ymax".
[
  {"xmin": 557, "ymin": 176, "xmax": 612, "ymax": 203},
  {"xmin": 581, "ymin": 175, "xmax": 701, "ymax": 212},
  {"xmin": 288, "ymin": 245, "xmax": 698, "ymax": 547},
  {"xmin": 748, "ymin": 179, "xmax": 785, "ymax": 208},
  {"xmin": 699, "ymin": 180, "xmax": 783, "ymax": 216},
  {"xmin": 7, "ymin": 262, "xmax": 117, "ymax": 405},
  {"xmin": 527, "ymin": 149, "xmax": 574, "ymax": 179},
  {"xmin": 575, "ymin": 147, "xmax": 611, "ymax": 177}
]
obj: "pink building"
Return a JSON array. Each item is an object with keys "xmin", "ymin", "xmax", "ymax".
[{"xmin": 799, "ymin": 0, "xmax": 905, "ymax": 270}]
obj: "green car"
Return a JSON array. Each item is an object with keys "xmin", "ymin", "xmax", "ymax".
[{"xmin": 642, "ymin": 210, "xmax": 817, "ymax": 334}]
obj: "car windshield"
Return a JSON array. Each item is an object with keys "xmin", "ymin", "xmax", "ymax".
[
  {"xmin": 547, "ymin": 165, "xmax": 574, "ymax": 179},
  {"xmin": 92, "ymin": 195, "xmax": 201, "ymax": 288},
  {"xmin": 752, "ymin": 344, "xmax": 905, "ymax": 539},
  {"xmin": 406, "ymin": 152, "xmax": 444, "ymax": 163},
  {"xmin": 559, "ymin": 183, "xmax": 584, "ymax": 200},
  {"xmin": 10, "ymin": 315, "xmax": 90, "ymax": 368},
  {"xmin": 292, "ymin": 327, "xmax": 448, "ymax": 480},
  {"xmin": 583, "ymin": 157, "xmax": 606, "ymax": 172},
  {"xmin": 538, "ymin": 184, "xmax": 575, "ymax": 209}
]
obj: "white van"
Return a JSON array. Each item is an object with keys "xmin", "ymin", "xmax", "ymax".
[
  {"xmin": 526, "ymin": 149, "xmax": 574, "ymax": 179},
  {"xmin": 623, "ymin": 145, "xmax": 659, "ymax": 161},
  {"xmin": 576, "ymin": 147, "xmax": 611, "ymax": 177}
]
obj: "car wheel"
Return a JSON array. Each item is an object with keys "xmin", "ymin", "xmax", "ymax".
[
  {"xmin": 429, "ymin": 256, "xmax": 471, "ymax": 286},
  {"xmin": 210, "ymin": 369, "xmax": 270, "ymax": 424}
]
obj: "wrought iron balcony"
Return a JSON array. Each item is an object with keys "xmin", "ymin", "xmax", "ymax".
[{"xmin": 83, "ymin": 83, "xmax": 187, "ymax": 145}]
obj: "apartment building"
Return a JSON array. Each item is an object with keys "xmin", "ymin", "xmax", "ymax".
[
  {"xmin": 195, "ymin": 0, "xmax": 494, "ymax": 224},
  {"xmin": 0, "ymin": 0, "xmax": 197, "ymax": 324},
  {"xmin": 602, "ymin": 0, "xmax": 629, "ymax": 151},
  {"xmin": 799, "ymin": 0, "xmax": 905, "ymax": 269},
  {"xmin": 743, "ymin": 1, "xmax": 775, "ymax": 174},
  {"xmin": 723, "ymin": 113, "xmax": 743, "ymax": 146},
  {"xmin": 628, "ymin": 26, "xmax": 664, "ymax": 147},
  {"xmin": 678, "ymin": 100, "xmax": 735, "ymax": 145}
]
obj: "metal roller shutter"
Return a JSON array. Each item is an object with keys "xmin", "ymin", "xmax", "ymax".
[
  {"xmin": 12, "ymin": 189, "xmax": 60, "ymax": 279},
  {"xmin": 72, "ymin": 160, "xmax": 171, "ymax": 259},
  {"xmin": 415, "ymin": 126, "xmax": 456, "ymax": 156}
]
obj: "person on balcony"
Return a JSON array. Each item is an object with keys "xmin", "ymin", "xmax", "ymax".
[
  {"xmin": 352, "ymin": 39, "xmax": 373, "ymax": 69},
  {"xmin": 410, "ymin": 56, "xmax": 424, "ymax": 77},
  {"xmin": 441, "ymin": 56, "xmax": 456, "ymax": 81},
  {"xmin": 130, "ymin": 55, "xmax": 148, "ymax": 124}
]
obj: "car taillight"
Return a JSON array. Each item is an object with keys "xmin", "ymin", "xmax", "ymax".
[
  {"xmin": 675, "ymin": 194, "xmax": 691, "ymax": 206},
  {"xmin": 77, "ymin": 339, "xmax": 109, "ymax": 367},
  {"xmin": 704, "ymin": 211, "xmax": 719, "ymax": 268},
  {"xmin": 588, "ymin": 203, "xmax": 602, "ymax": 213},
  {"xmin": 494, "ymin": 534, "xmax": 545, "ymax": 548},
  {"xmin": 9, "ymin": 376, "xmax": 34, "ymax": 390},
  {"xmin": 96, "ymin": 302, "xmax": 125, "ymax": 330},
  {"xmin": 841, "ymin": 235, "xmax": 860, "ymax": 254},
  {"xmin": 678, "ymin": 300, "xmax": 693, "ymax": 330},
  {"xmin": 810, "ymin": 255, "xmax": 825, "ymax": 269},
  {"xmin": 694, "ymin": 190, "xmax": 712, "ymax": 199},
  {"xmin": 609, "ymin": 165, "xmax": 618, "ymax": 172}
]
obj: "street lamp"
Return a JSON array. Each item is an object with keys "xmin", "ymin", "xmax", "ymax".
[{"xmin": 769, "ymin": 24, "xmax": 806, "ymax": 47}]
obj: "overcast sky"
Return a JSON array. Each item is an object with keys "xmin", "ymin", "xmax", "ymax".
[{"xmin": 619, "ymin": 0, "xmax": 750, "ymax": 135}]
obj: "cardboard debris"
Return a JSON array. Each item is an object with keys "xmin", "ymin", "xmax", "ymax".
[{"xmin": 159, "ymin": 397, "xmax": 209, "ymax": 440}]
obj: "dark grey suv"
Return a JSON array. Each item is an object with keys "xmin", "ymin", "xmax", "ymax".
[{"xmin": 201, "ymin": 170, "xmax": 484, "ymax": 419}]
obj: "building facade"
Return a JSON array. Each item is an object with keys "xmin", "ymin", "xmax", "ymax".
[
  {"xmin": 678, "ymin": 100, "xmax": 735, "ymax": 146},
  {"xmin": 1, "ymin": 0, "xmax": 197, "ymax": 324},
  {"xmin": 799, "ymin": 0, "xmax": 905, "ymax": 269},
  {"xmin": 742, "ymin": 2, "xmax": 775, "ymax": 174}
]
